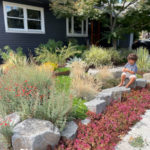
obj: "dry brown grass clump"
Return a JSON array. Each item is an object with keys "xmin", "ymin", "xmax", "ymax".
[
  {"xmin": 95, "ymin": 66, "xmax": 120, "ymax": 89},
  {"xmin": 95, "ymin": 66, "xmax": 114, "ymax": 82},
  {"xmin": 71, "ymin": 61, "xmax": 101, "ymax": 101}
]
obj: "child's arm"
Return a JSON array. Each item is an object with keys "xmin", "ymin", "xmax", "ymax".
[
  {"xmin": 124, "ymin": 65, "xmax": 137, "ymax": 74},
  {"xmin": 123, "ymin": 63, "xmax": 128, "ymax": 72},
  {"xmin": 123, "ymin": 68, "xmax": 135, "ymax": 74},
  {"xmin": 126, "ymin": 69, "xmax": 135, "ymax": 74}
]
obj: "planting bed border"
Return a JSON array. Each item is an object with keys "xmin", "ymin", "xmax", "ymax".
[{"xmin": 84, "ymin": 78, "xmax": 147, "ymax": 115}]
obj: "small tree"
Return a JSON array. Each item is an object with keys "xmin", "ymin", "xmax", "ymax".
[
  {"xmin": 51, "ymin": 0, "xmax": 150, "ymax": 48},
  {"xmin": 120, "ymin": 0, "xmax": 150, "ymax": 34},
  {"xmin": 94, "ymin": 0, "xmax": 141, "ymax": 48},
  {"xmin": 50, "ymin": 0, "xmax": 102, "ymax": 19}
]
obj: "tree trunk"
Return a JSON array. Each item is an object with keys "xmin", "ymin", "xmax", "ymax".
[{"xmin": 112, "ymin": 39, "xmax": 117, "ymax": 49}]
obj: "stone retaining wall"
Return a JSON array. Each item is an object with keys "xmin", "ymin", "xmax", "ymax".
[{"xmin": 85, "ymin": 79, "xmax": 147, "ymax": 114}]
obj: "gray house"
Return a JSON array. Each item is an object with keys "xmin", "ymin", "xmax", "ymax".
[
  {"xmin": 0, "ymin": 0, "xmax": 89, "ymax": 52},
  {"xmin": 0, "ymin": 0, "xmax": 133, "ymax": 53}
]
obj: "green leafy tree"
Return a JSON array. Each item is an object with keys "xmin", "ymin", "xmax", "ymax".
[
  {"xmin": 93, "ymin": 0, "xmax": 144, "ymax": 48},
  {"xmin": 51, "ymin": 0, "xmax": 150, "ymax": 48},
  {"xmin": 50, "ymin": 0, "xmax": 101, "ymax": 19},
  {"xmin": 121, "ymin": 0, "xmax": 150, "ymax": 33}
]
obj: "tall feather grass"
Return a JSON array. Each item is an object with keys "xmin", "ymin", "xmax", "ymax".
[{"xmin": 136, "ymin": 47, "xmax": 150, "ymax": 72}]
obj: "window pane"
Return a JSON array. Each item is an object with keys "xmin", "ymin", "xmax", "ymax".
[
  {"xmin": 28, "ymin": 20, "xmax": 41, "ymax": 30},
  {"xmin": 6, "ymin": 6, "xmax": 23, "ymax": 18},
  {"xmin": 68, "ymin": 18, "xmax": 72, "ymax": 33},
  {"xmin": 27, "ymin": 9, "xmax": 41, "ymax": 20},
  {"xmin": 74, "ymin": 17, "xmax": 82, "ymax": 34},
  {"xmin": 83, "ymin": 20, "xmax": 87, "ymax": 34},
  {"xmin": 7, "ymin": 18, "xmax": 24, "ymax": 29}
]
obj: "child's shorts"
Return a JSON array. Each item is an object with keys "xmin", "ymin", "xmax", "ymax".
[{"xmin": 122, "ymin": 72, "xmax": 136, "ymax": 79}]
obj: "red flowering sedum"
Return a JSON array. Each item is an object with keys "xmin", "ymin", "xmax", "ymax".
[{"xmin": 56, "ymin": 89, "xmax": 150, "ymax": 150}]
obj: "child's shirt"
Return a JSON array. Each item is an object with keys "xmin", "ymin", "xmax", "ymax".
[{"xmin": 124, "ymin": 63, "xmax": 138, "ymax": 74}]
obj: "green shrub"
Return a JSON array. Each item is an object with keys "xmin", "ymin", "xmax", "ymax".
[
  {"xmin": 0, "ymin": 88, "xmax": 72, "ymax": 131},
  {"xmin": 71, "ymin": 98, "xmax": 88, "ymax": 120},
  {"xmin": 55, "ymin": 67, "xmax": 70, "ymax": 73},
  {"xmin": 0, "ymin": 66, "xmax": 73, "ymax": 131},
  {"xmin": 108, "ymin": 48, "xmax": 121, "ymax": 65},
  {"xmin": 35, "ymin": 40, "xmax": 81, "ymax": 65},
  {"xmin": 137, "ymin": 74, "xmax": 143, "ymax": 78},
  {"xmin": 68, "ymin": 39, "xmax": 87, "ymax": 57},
  {"xmin": 136, "ymin": 47, "xmax": 150, "ymax": 72},
  {"xmin": 0, "ymin": 46, "xmax": 28, "ymax": 66},
  {"xmin": 56, "ymin": 42, "xmax": 81, "ymax": 65},
  {"xmin": 35, "ymin": 39, "xmax": 63, "ymax": 64},
  {"xmin": 119, "ymin": 49, "xmax": 136, "ymax": 64},
  {"xmin": 0, "ymin": 122, "xmax": 13, "ymax": 148},
  {"xmin": 31, "ymin": 88, "xmax": 73, "ymax": 131},
  {"xmin": 55, "ymin": 76, "xmax": 71, "ymax": 92},
  {"xmin": 36, "ymin": 39, "xmax": 63, "ymax": 53},
  {"xmin": 0, "ymin": 65, "xmax": 53, "ymax": 95},
  {"xmin": 84, "ymin": 46, "xmax": 111, "ymax": 67}
]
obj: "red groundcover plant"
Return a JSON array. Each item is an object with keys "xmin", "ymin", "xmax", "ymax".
[{"xmin": 56, "ymin": 89, "xmax": 150, "ymax": 150}]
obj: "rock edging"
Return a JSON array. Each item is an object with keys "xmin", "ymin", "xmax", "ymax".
[{"xmin": 85, "ymin": 78, "xmax": 148, "ymax": 114}]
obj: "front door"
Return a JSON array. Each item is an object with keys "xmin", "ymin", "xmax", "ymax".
[{"xmin": 90, "ymin": 20, "xmax": 101, "ymax": 45}]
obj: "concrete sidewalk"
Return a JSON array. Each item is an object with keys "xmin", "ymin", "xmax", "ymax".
[{"xmin": 116, "ymin": 110, "xmax": 150, "ymax": 150}]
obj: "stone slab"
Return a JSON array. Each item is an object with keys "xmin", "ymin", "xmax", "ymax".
[
  {"xmin": 96, "ymin": 92, "xmax": 113, "ymax": 105},
  {"xmin": 84, "ymin": 99, "xmax": 107, "ymax": 114},
  {"xmin": 61, "ymin": 121, "xmax": 78, "ymax": 140},
  {"xmin": 81, "ymin": 118, "xmax": 91, "ymax": 125},
  {"xmin": 136, "ymin": 79, "xmax": 147, "ymax": 88},
  {"xmin": 143, "ymin": 73, "xmax": 150, "ymax": 81},
  {"xmin": 101, "ymin": 86, "xmax": 131, "ymax": 101},
  {"xmin": 125, "ymin": 78, "xmax": 136, "ymax": 88}
]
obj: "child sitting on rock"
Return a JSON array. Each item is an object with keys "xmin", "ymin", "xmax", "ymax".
[{"xmin": 118, "ymin": 53, "xmax": 138, "ymax": 88}]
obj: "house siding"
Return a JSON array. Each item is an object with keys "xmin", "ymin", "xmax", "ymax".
[{"xmin": 0, "ymin": 0, "xmax": 88, "ymax": 54}]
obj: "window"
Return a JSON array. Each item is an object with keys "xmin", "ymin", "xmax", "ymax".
[
  {"xmin": 3, "ymin": 1, "xmax": 45, "ymax": 34},
  {"xmin": 66, "ymin": 16, "xmax": 88, "ymax": 37}
]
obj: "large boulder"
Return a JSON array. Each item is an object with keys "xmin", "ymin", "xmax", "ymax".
[
  {"xmin": 143, "ymin": 73, "xmax": 150, "ymax": 80},
  {"xmin": 0, "ymin": 112, "xmax": 21, "ymax": 127},
  {"xmin": 84, "ymin": 99, "xmax": 106, "ymax": 114},
  {"xmin": 12, "ymin": 119, "xmax": 60, "ymax": 150},
  {"xmin": 125, "ymin": 78, "xmax": 147, "ymax": 88},
  {"xmin": 124, "ymin": 78, "xmax": 136, "ymax": 88},
  {"xmin": 61, "ymin": 121, "xmax": 78, "ymax": 140},
  {"xmin": 136, "ymin": 79, "xmax": 147, "ymax": 88},
  {"xmin": 5, "ymin": 112, "xmax": 21, "ymax": 126},
  {"xmin": 109, "ymin": 67, "xmax": 123, "ymax": 78},
  {"xmin": 88, "ymin": 67, "xmax": 123, "ymax": 78},
  {"xmin": 88, "ymin": 69, "xmax": 99, "ymax": 75},
  {"xmin": 101, "ymin": 86, "xmax": 131, "ymax": 101}
]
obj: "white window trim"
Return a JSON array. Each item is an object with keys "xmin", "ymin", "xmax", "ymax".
[
  {"xmin": 3, "ymin": 1, "xmax": 45, "ymax": 34},
  {"xmin": 66, "ymin": 17, "xmax": 88, "ymax": 37}
]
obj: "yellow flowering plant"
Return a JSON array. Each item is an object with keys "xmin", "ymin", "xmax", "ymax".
[{"xmin": 39, "ymin": 62, "xmax": 58, "ymax": 72}]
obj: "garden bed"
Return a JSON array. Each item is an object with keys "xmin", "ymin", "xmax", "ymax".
[
  {"xmin": 56, "ymin": 88, "xmax": 150, "ymax": 150},
  {"xmin": 0, "ymin": 42, "xmax": 150, "ymax": 149}
]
